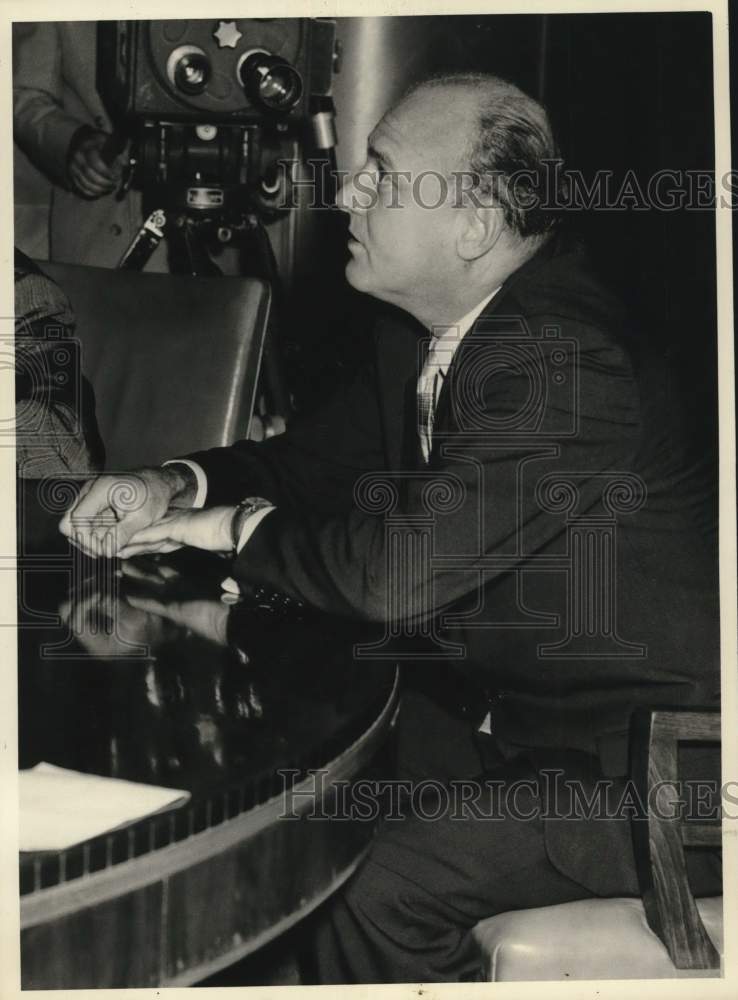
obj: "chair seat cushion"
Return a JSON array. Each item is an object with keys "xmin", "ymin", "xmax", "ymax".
[{"xmin": 473, "ymin": 896, "xmax": 723, "ymax": 981}]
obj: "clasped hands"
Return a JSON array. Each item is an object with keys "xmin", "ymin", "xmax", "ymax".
[{"xmin": 59, "ymin": 467, "xmax": 237, "ymax": 560}]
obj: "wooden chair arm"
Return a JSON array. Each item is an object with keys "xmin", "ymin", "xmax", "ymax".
[{"xmin": 630, "ymin": 709, "xmax": 721, "ymax": 969}]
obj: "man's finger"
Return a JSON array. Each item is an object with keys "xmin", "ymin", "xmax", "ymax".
[
  {"xmin": 68, "ymin": 522, "xmax": 115, "ymax": 555},
  {"xmin": 119, "ymin": 560, "xmax": 156, "ymax": 583},
  {"xmin": 123, "ymin": 516, "xmax": 179, "ymax": 548},
  {"xmin": 120, "ymin": 560, "xmax": 179, "ymax": 586},
  {"xmin": 69, "ymin": 169, "xmax": 105, "ymax": 198},
  {"xmin": 80, "ymin": 163, "xmax": 116, "ymax": 190},
  {"xmin": 118, "ymin": 540, "xmax": 181, "ymax": 558},
  {"xmin": 62, "ymin": 476, "xmax": 94, "ymax": 520},
  {"xmin": 79, "ymin": 176, "xmax": 114, "ymax": 197},
  {"xmin": 126, "ymin": 594, "xmax": 168, "ymax": 616},
  {"xmin": 67, "ymin": 526, "xmax": 103, "ymax": 558},
  {"xmin": 85, "ymin": 150, "xmax": 117, "ymax": 181},
  {"xmin": 68, "ymin": 476, "xmax": 123, "ymax": 523}
]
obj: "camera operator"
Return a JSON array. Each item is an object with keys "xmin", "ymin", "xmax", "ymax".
[{"xmin": 13, "ymin": 21, "xmax": 166, "ymax": 271}]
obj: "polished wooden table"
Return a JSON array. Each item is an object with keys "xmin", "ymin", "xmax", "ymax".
[{"xmin": 17, "ymin": 526, "xmax": 399, "ymax": 989}]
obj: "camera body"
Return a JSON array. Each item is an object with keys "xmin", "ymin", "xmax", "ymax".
[
  {"xmin": 98, "ymin": 19, "xmax": 335, "ymax": 125},
  {"xmin": 97, "ymin": 18, "xmax": 337, "ymax": 234}
]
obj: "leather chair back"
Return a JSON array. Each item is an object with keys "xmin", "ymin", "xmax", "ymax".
[{"xmin": 39, "ymin": 261, "xmax": 270, "ymax": 471}]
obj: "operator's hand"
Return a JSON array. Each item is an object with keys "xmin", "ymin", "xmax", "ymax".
[
  {"xmin": 59, "ymin": 467, "xmax": 191, "ymax": 558},
  {"xmin": 118, "ymin": 506, "xmax": 236, "ymax": 559},
  {"xmin": 67, "ymin": 130, "xmax": 122, "ymax": 199}
]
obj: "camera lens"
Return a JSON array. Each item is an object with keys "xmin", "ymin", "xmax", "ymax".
[
  {"xmin": 167, "ymin": 45, "xmax": 211, "ymax": 97},
  {"xmin": 238, "ymin": 52, "xmax": 303, "ymax": 112}
]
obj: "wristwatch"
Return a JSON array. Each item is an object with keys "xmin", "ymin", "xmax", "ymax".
[{"xmin": 230, "ymin": 497, "xmax": 273, "ymax": 555}]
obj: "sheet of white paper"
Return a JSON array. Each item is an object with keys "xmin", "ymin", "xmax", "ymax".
[{"xmin": 19, "ymin": 762, "xmax": 190, "ymax": 853}]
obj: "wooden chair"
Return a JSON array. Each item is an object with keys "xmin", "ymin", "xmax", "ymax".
[
  {"xmin": 39, "ymin": 261, "xmax": 271, "ymax": 471},
  {"xmin": 472, "ymin": 710, "xmax": 723, "ymax": 980}
]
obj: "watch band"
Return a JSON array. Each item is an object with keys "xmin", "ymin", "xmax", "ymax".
[{"xmin": 230, "ymin": 497, "xmax": 273, "ymax": 554}]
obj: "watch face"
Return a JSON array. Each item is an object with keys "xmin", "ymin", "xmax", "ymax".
[{"xmin": 243, "ymin": 498, "xmax": 271, "ymax": 513}]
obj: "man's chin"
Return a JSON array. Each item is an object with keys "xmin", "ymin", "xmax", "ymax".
[{"xmin": 344, "ymin": 259, "xmax": 371, "ymax": 294}]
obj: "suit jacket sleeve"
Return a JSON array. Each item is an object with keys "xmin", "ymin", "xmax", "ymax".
[
  {"xmin": 13, "ymin": 22, "xmax": 87, "ymax": 186},
  {"xmin": 228, "ymin": 312, "xmax": 642, "ymax": 621},
  {"xmin": 185, "ymin": 349, "xmax": 387, "ymax": 515}
]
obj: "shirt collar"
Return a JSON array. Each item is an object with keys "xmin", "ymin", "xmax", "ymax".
[
  {"xmin": 453, "ymin": 286, "xmax": 501, "ymax": 339},
  {"xmin": 427, "ymin": 286, "xmax": 501, "ymax": 367}
]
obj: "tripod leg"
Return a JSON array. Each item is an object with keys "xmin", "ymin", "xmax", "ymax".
[
  {"xmin": 168, "ymin": 219, "xmax": 223, "ymax": 276},
  {"xmin": 118, "ymin": 210, "xmax": 167, "ymax": 270}
]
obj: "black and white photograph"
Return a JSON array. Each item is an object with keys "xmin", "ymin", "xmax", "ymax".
[{"xmin": 1, "ymin": 0, "xmax": 735, "ymax": 994}]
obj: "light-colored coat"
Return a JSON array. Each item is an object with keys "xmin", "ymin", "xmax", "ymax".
[{"xmin": 13, "ymin": 21, "xmax": 165, "ymax": 270}]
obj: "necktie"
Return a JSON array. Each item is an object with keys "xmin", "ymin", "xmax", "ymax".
[{"xmin": 417, "ymin": 335, "xmax": 453, "ymax": 463}]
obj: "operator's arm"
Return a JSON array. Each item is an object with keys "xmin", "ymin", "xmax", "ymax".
[
  {"xmin": 14, "ymin": 22, "xmax": 120, "ymax": 197},
  {"xmin": 13, "ymin": 23, "xmax": 86, "ymax": 185}
]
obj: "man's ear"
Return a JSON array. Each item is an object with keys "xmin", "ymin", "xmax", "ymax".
[{"xmin": 456, "ymin": 205, "xmax": 505, "ymax": 261}]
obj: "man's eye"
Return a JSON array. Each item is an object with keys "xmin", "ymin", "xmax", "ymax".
[{"xmin": 374, "ymin": 162, "xmax": 390, "ymax": 183}]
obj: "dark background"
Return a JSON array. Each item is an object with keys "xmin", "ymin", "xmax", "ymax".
[{"xmin": 287, "ymin": 12, "xmax": 718, "ymax": 465}]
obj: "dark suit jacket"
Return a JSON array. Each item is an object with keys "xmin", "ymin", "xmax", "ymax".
[{"xmin": 189, "ymin": 233, "xmax": 720, "ymax": 895}]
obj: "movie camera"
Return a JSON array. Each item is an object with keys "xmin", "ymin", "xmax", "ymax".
[{"xmin": 97, "ymin": 18, "xmax": 338, "ymax": 271}]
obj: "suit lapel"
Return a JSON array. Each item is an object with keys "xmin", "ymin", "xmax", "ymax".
[
  {"xmin": 430, "ymin": 238, "xmax": 561, "ymax": 450},
  {"xmin": 431, "ymin": 287, "xmax": 513, "ymax": 448}
]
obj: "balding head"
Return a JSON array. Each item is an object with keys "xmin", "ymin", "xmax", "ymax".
[
  {"xmin": 405, "ymin": 73, "xmax": 564, "ymax": 238},
  {"xmin": 336, "ymin": 74, "xmax": 562, "ymax": 327}
]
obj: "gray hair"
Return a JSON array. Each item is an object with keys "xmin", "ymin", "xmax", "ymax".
[{"xmin": 408, "ymin": 73, "xmax": 567, "ymax": 238}]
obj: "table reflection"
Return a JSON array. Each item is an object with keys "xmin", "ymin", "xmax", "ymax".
[{"xmin": 19, "ymin": 551, "xmax": 393, "ymax": 806}]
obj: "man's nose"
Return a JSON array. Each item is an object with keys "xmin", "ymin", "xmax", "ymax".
[
  {"xmin": 335, "ymin": 168, "xmax": 372, "ymax": 214},
  {"xmin": 335, "ymin": 170, "xmax": 357, "ymax": 215}
]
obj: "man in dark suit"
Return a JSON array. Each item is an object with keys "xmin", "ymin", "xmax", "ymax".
[{"xmin": 60, "ymin": 73, "xmax": 720, "ymax": 981}]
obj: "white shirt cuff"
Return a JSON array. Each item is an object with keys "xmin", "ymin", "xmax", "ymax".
[
  {"xmin": 163, "ymin": 459, "xmax": 207, "ymax": 508},
  {"xmin": 236, "ymin": 505, "xmax": 275, "ymax": 553}
]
